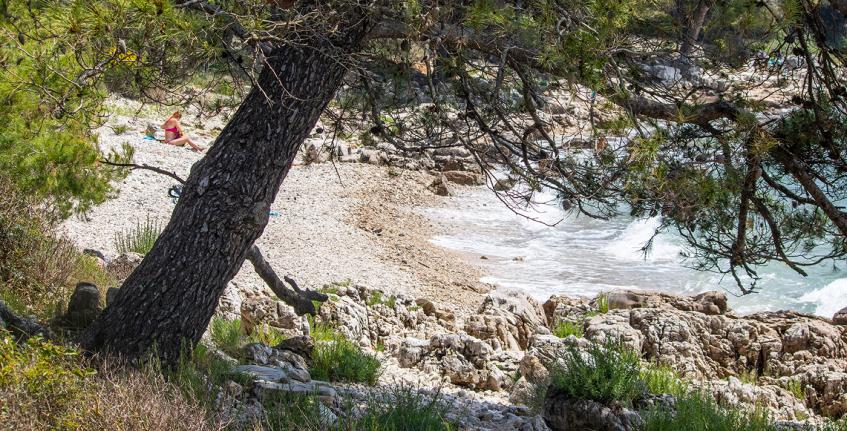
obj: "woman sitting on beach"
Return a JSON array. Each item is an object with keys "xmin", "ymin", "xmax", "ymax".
[{"xmin": 162, "ymin": 111, "xmax": 205, "ymax": 152}]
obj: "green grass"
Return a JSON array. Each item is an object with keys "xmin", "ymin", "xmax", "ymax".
[
  {"xmin": 114, "ymin": 216, "xmax": 163, "ymax": 255},
  {"xmin": 549, "ymin": 339, "xmax": 641, "ymax": 405},
  {"xmin": 208, "ymin": 317, "xmax": 287, "ymax": 359},
  {"xmin": 260, "ymin": 385, "xmax": 455, "ymax": 431},
  {"xmin": 320, "ymin": 279, "xmax": 352, "ymax": 295},
  {"xmin": 641, "ymin": 363, "xmax": 687, "ymax": 396},
  {"xmin": 552, "ymin": 321, "xmax": 584, "ymax": 338},
  {"xmin": 308, "ymin": 315, "xmax": 337, "ymax": 342},
  {"xmin": 310, "ymin": 334, "xmax": 381, "ymax": 385},
  {"xmin": 595, "ymin": 293, "xmax": 609, "ymax": 314},
  {"xmin": 166, "ymin": 343, "xmax": 249, "ymax": 409},
  {"xmin": 209, "ymin": 317, "xmax": 242, "ymax": 358},
  {"xmin": 738, "ymin": 369, "xmax": 759, "ymax": 385},
  {"xmin": 356, "ymin": 386, "xmax": 455, "ymax": 431},
  {"xmin": 643, "ymin": 391, "xmax": 775, "ymax": 431},
  {"xmin": 367, "ymin": 291, "xmax": 397, "ymax": 308},
  {"xmin": 246, "ymin": 323, "xmax": 287, "ymax": 347}
]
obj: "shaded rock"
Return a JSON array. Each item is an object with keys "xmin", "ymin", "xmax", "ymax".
[
  {"xmin": 544, "ymin": 393, "xmax": 643, "ymax": 431},
  {"xmin": 82, "ymin": 248, "xmax": 107, "ymax": 267},
  {"xmin": 542, "ymin": 295, "xmax": 593, "ymax": 326},
  {"xmin": 64, "ymin": 282, "xmax": 101, "ymax": 328},
  {"xmin": 241, "ymin": 343, "xmax": 311, "ymax": 383},
  {"xmin": 254, "ymin": 380, "xmax": 338, "ymax": 406},
  {"xmin": 833, "ymin": 307, "xmax": 847, "ymax": 325},
  {"xmin": 428, "ymin": 174, "xmax": 453, "ymax": 196},
  {"xmin": 106, "ymin": 252, "xmax": 143, "ymax": 281},
  {"xmin": 236, "ymin": 365, "xmax": 288, "ymax": 383},
  {"xmin": 442, "ymin": 170, "xmax": 483, "ymax": 186},
  {"xmin": 275, "ymin": 336, "xmax": 314, "ymax": 360}
]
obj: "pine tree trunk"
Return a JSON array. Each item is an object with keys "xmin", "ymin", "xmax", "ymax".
[{"xmin": 81, "ymin": 22, "xmax": 369, "ymax": 364}]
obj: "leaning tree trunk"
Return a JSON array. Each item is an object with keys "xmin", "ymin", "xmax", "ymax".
[
  {"xmin": 81, "ymin": 22, "xmax": 370, "ymax": 364},
  {"xmin": 680, "ymin": 0, "xmax": 714, "ymax": 60}
]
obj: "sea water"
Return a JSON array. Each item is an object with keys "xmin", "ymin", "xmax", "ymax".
[{"xmin": 425, "ymin": 187, "xmax": 847, "ymax": 317}]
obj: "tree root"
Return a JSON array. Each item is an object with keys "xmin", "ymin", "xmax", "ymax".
[{"xmin": 0, "ymin": 301, "xmax": 50, "ymax": 341}]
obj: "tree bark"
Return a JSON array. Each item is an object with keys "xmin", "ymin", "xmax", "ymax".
[
  {"xmin": 680, "ymin": 0, "xmax": 715, "ymax": 60},
  {"xmin": 81, "ymin": 19, "xmax": 370, "ymax": 364}
]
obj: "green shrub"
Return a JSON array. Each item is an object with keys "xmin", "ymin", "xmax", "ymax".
[
  {"xmin": 640, "ymin": 363, "xmax": 687, "ymax": 396},
  {"xmin": 367, "ymin": 290, "xmax": 397, "ymax": 308},
  {"xmin": 552, "ymin": 321, "xmax": 584, "ymax": 338},
  {"xmin": 114, "ymin": 216, "xmax": 163, "ymax": 255},
  {"xmin": 261, "ymin": 390, "xmax": 333, "ymax": 430},
  {"xmin": 308, "ymin": 315, "xmax": 338, "ymax": 342},
  {"xmin": 643, "ymin": 390, "xmax": 775, "ymax": 431},
  {"xmin": 549, "ymin": 339, "xmax": 641, "ymax": 405},
  {"xmin": 111, "ymin": 124, "xmax": 130, "ymax": 135},
  {"xmin": 357, "ymin": 385, "xmax": 455, "ymax": 431},
  {"xmin": 311, "ymin": 334, "xmax": 381, "ymax": 385}
]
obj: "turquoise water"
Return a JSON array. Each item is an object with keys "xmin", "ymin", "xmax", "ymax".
[{"xmin": 425, "ymin": 187, "xmax": 847, "ymax": 317}]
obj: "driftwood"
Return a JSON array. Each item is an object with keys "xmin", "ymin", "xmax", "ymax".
[{"xmin": 246, "ymin": 245, "xmax": 327, "ymax": 315}]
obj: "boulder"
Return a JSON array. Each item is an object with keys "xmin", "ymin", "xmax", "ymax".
[
  {"xmin": 544, "ymin": 393, "xmax": 643, "ymax": 431},
  {"xmin": 428, "ymin": 174, "xmax": 453, "ymax": 196},
  {"xmin": 106, "ymin": 252, "xmax": 143, "ymax": 281},
  {"xmin": 833, "ymin": 307, "xmax": 847, "ymax": 326},
  {"xmin": 275, "ymin": 336, "xmax": 314, "ymax": 360},
  {"xmin": 82, "ymin": 249, "xmax": 107, "ymax": 267},
  {"xmin": 442, "ymin": 170, "xmax": 483, "ymax": 186},
  {"xmin": 543, "ymin": 295, "xmax": 592, "ymax": 326},
  {"xmin": 64, "ymin": 282, "xmax": 101, "ymax": 328}
]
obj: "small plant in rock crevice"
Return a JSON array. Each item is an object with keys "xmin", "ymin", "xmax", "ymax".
[{"xmin": 552, "ymin": 321, "xmax": 584, "ymax": 338}]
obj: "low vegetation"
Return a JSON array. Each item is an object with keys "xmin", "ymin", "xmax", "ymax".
[
  {"xmin": 310, "ymin": 333, "xmax": 381, "ymax": 385},
  {"xmin": 552, "ymin": 321, "xmax": 584, "ymax": 338},
  {"xmin": 0, "ymin": 177, "xmax": 112, "ymax": 317},
  {"xmin": 367, "ymin": 290, "xmax": 397, "ymax": 308},
  {"xmin": 549, "ymin": 339, "xmax": 642, "ymax": 404},
  {"xmin": 640, "ymin": 363, "xmax": 687, "ymax": 397},
  {"xmin": 0, "ymin": 334, "xmax": 220, "ymax": 430},
  {"xmin": 209, "ymin": 317, "xmax": 287, "ymax": 359},
  {"xmin": 114, "ymin": 216, "xmax": 163, "ymax": 255},
  {"xmin": 643, "ymin": 391, "xmax": 774, "ymax": 431}
]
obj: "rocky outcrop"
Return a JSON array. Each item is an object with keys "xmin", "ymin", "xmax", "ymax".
[
  {"xmin": 465, "ymin": 290, "xmax": 548, "ymax": 350},
  {"xmin": 541, "ymin": 292, "xmax": 847, "ymax": 418}
]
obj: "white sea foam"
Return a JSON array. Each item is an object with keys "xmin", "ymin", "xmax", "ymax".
[
  {"xmin": 799, "ymin": 279, "xmax": 847, "ymax": 318},
  {"xmin": 424, "ymin": 186, "xmax": 847, "ymax": 315}
]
